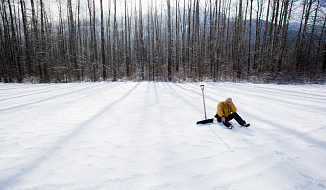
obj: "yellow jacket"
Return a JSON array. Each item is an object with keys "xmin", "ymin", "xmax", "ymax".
[{"xmin": 216, "ymin": 101, "xmax": 237, "ymax": 117}]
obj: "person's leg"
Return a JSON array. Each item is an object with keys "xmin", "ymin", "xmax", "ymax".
[
  {"xmin": 214, "ymin": 114, "xmax": 222, "ymax": 122},
  {"xmin": 226, "ymin": 112, "xmax": 246, "ymax": 125},
  {"xmin": 214, "ymin": 114, "xmax": 232, "ymax": 127}
]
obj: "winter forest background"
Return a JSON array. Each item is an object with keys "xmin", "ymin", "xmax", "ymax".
[{"xmin": 1, "ymin": 0, "xmax": 326, "ymax": 83}]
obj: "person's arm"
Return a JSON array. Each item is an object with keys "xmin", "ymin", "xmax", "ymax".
[
  {"xmin": 217, "ymin": 102, "xmax": 224, "ymax": 117},
  {"xmin": 217, "ymin": 102, "xmax": 226, "ymax": 123},
  {"xmin": 230, "ymin": 102, "xmax": 237, "ymax": 113}
]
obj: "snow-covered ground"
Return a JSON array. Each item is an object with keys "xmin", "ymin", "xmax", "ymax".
[{"xmin": 0, "ymin": 82, "xmax": 326, "ymax": 190}]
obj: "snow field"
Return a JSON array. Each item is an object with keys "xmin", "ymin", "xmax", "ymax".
[{"xmin": 0, "ymin": 82, "xmax": 326, "ymax": 189}]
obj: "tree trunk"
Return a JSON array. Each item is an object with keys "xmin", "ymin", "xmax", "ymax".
[
  {"xmin": 100, "ymin": 0, "xmax": 106, "ymax": 80},
  {"xmin": 167, "ymin": 0, "xmax": 172, "ymax": 81}
]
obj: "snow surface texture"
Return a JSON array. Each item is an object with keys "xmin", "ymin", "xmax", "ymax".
[{"xmin": 1, "ymin": 82, "xmax": 326, "ymax": 190}]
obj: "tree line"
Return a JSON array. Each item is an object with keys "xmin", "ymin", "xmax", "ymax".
[{"xmin": 1, "ymin": 0, "xmax": 326, "ymax": 83}]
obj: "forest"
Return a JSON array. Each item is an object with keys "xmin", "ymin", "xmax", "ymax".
[{"xmin": 1, "ymin": 0, "xmax": 326, "ymax": 83}]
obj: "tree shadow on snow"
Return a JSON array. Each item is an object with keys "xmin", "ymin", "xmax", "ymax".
[
  {"xmin": 196, "ymin": 122, "xmax": 255, "ymax": 152},
  {"xmin": 0, "ymin": 82, "xmax": 141, "ymax": 189}
]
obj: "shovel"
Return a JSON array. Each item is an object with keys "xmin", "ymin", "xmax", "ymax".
[{"xmin": 196, "ymin": 85, "xmax": 214, "ymax": 124}]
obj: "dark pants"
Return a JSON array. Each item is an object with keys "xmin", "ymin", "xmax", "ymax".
[{"xmin": 214, "ymin": 112, "xmax": 245, "ymax": 127}]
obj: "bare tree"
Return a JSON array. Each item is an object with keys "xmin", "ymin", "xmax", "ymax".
[
  {"xmin": 100, "ymin": 0, "xmax": 106, "ymax": 80},
  {"xmin": 167, "ymin": 0, "xmax": 172, "ymax": 81},
  {"xmin": 1, "ymin": 0, "xmax": 325, "ymax": 83},
  {"xmin": 278, "ymin": 0, "xmax": 292, "ymax": 72}
]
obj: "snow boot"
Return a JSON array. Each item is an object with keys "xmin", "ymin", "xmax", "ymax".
[
  {"xmin": 224, "ymin": 121, "xmax": 233, "ymax": 129},
  {"xmin": 240, "ymin": 121, "xmax": 250, "ymax": 127}
]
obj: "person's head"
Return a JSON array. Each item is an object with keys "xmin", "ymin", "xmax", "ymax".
[{"xmin": 225, "ymin": 97, "xmax": 232, "ymax": 105}]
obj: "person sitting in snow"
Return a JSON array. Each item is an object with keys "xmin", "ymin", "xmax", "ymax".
[{"xmin": 214, "ymin": 97, "xmax": 250, "ymax": 129}]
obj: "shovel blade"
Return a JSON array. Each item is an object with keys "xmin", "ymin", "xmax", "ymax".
[{"xmin": 196, "ymin": 118, "xmax": 214, "ymax": 124}]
